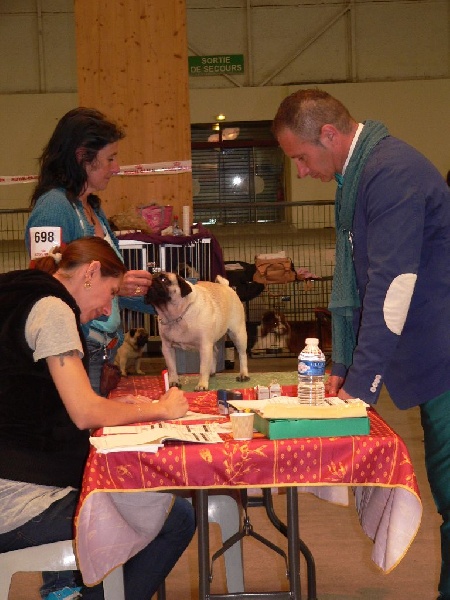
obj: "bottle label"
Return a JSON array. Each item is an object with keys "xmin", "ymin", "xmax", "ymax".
[
  {"xmin": 225, "ymin": 347, "xmax": 234, "ymax": 361},
  {"xmin": 298, "ymin": 359, "xmax": 325, "ymax": 376}
]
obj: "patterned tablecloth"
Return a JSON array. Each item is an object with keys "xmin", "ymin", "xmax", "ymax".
[{"xmin": 75, "ymin": 375, "xmax": 422, "ymax": 586}]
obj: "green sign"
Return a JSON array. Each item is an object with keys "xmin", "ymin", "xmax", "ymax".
[{"xmin": 188, "ymin": 54, "xmax": 244, "ymax": 76}]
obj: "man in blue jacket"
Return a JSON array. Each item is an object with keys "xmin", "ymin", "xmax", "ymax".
[{"xmin": 273, "ymin": 88, "xmax": 450, "ymax": 600}]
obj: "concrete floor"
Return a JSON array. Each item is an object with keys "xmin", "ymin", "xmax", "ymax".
[{"xmin": 8, "ymin": 355, "xmax": 441, "ymax": 599}]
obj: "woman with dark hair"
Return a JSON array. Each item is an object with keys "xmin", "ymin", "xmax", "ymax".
[
  {"xmin": 0, "ymin": 237, "xmax": 195, "ymax": 600},
  {"xmin": 25, "ymin": 107, "xmax": 153, "ymax": 395}
]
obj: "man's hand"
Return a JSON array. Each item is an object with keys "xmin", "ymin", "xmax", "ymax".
[
  {"xmin": 325, "ymin": 375, "xmax": 355, "ymax": 400},
  {"xmin": 325, "ymin": 374, "xmax": 344, "ymax": 396},
  {"xmin": 337, "ymin": 388, "xmax": 355, "ymax": 401}
]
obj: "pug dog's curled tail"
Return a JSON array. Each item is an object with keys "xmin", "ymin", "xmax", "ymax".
[{"xmin": 215, "ymin": 275, "xmax": 230, "ymax": 286}]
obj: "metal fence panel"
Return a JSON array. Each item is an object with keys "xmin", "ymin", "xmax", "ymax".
[{"xmin": 0, "ymin": 209, "xmax": 30, "ymax": 273}]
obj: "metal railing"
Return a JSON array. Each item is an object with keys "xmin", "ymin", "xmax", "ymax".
[
  {"xmin": 0, "ymin": 202, "xmax": 336, "ymax": 325},
  {"xmin": 0, "ymin": 209, "xmax": 30, "ymax": 272}
]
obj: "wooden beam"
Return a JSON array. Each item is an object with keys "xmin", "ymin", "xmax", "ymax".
[{"xmin": 74, "ymin": 0, "xmax": 192, "ymax": 218}]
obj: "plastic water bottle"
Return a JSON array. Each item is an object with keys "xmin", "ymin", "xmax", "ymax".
[
  {"xmin": 224, "ymin": 339, "xmax": 235, "ymax": 370},
  {"xmin": 297, "ymin": 337, "xmax": 326, "ymax": 405}
]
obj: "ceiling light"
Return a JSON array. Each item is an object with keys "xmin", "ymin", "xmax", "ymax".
[{"xmin": 215, "ymin": 114, "xmax": 226, "ymax": 121}]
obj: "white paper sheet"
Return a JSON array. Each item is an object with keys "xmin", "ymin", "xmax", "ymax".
[
  {"xmin": 228, "ymin": 396, "xmax": 369, "ymax": 419},
  {"xmin": 96, "ymin": 444, "xmax": 163, "ymax": 454},
  {"xmin": 91, "ymin": 423, "xmax": 224, "ymax": 451}
]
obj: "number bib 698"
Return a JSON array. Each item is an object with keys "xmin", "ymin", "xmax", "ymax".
[{"xmin": 29, "ymin": 227, "xmax": 62, "ymax": 258}]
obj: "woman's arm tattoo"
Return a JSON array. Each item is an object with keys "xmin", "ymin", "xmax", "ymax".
[{"xmin": 58, "ymin": 350, "xmax": 78, "ymax": 366}]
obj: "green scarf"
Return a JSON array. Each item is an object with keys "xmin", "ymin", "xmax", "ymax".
[{"xmin": 329, "ymin": 120, "xmax": 389, "ymax": 368}]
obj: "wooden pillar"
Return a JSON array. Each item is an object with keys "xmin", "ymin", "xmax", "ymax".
[{"xmin": 74, "ymin": 0, "xmax": 192, "ymax": 220}]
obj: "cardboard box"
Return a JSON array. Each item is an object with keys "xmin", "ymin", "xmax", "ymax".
[{"xmin": 254, "ymin": 412, "xmax": 370, "ymax": 440}]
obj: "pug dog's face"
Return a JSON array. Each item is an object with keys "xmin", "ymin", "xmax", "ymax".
[
  {"xmin": 115, "ymin": 327, "xmax": 149, "ymax": 376},
  {"xmin": 126, "ymin": 327, "xmax": 149, "ymax": 349},
  {"xmin": 145, "ymin": 272, "xmax": 193, "ymax": 307}
]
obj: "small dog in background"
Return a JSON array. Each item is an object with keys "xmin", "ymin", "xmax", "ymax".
[
  {"xmin": 114, "ymin": 328, "xmax": 149, "ymax": 376},
  {"xmin": 252, "ymin": 310, "xmax": 291, "ymax": 352},
  {"xmin": 178, "ymin": 262, "xmax": 201, "ymax": 280}
]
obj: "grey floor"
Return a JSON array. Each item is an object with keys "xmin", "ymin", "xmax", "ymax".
[{"xmin": 9, "ymin": 355, "xmax": 441, "ymax": 599}]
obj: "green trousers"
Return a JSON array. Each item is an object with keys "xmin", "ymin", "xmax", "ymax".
[{"xmin": 420, "ymin": 390, "xmax": 450, "ymax": 600}]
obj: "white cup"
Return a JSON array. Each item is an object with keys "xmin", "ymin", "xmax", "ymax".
[{"xmin": 230, "ymin": 412, "xmax": 254, "ymax": 440}]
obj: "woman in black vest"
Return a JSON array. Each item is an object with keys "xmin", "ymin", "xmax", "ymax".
[{"xmin": 0, "ymin": 236, "xmax": 195, "ymax": 600}]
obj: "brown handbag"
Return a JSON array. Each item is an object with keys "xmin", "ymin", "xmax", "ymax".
[
  {"xmin": 100, "ymin": 362, "xmax": 121, "ymax": 396},
  {"xmin": 253, "ymin": 257, "xmax": 296, "ymax": 285}
]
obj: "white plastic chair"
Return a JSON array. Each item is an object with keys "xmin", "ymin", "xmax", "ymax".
[
  {"xmin": 0, "ymin": 494, "xmax": 244, "ymax": 599},
  {"xmin": 156, "ymin": 493, "xmax": 245, "ymax": 599},
  {"xmin": 0, "ymin": 539, "xmax": 124, "ymax": 600},
  {"xmin": 206, "ymin": 493, "xmax": 244, "ymax": 593}
]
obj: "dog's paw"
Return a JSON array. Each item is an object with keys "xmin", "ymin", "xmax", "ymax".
[
  {"xmin": 236, "ymin": 375, "xmax": 250, "ymax": 382},
  {"xmin": 194, "ymin": 384, "xmax": 209, "ymax": 391},
  {"xmin": 120, "ymin": 371, "xmax": 128, "ymax": 377},
  {"xmin": 136, "ymin": 370, "xmax": 145, "ymax": 375}
]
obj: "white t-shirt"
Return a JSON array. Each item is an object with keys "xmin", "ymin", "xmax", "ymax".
[{"xmin": 0, "ymin": 296, "xmax": 84, "ymax": 534}]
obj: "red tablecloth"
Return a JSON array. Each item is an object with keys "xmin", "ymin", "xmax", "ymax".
[{"xmin": 75, "ymin": 375, "xmax": 422, "ymax": 584}]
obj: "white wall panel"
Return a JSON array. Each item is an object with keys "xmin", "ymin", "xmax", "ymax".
[
  {"xmin": 0, "ymin": 1, "xmax": 76, "ymax": 93},
  {"xmin": 186, "ymin": 0, "xmax": 449, "ymax": 88},
  {"xmin": 42, "ymin": 13, "xmax": 76, "ymax": 91},
  {"xmin": 355, "ymin": 2, "xmax": 448, "ymax": 80},
  {"xmin": 0, "ymin": 1, "xmax": 448, "ymax": 210},
  {"xmin": 0, "ymin": 92, "xmax": 78, "ymax": 207},
  {"xmin": 187, "ymin": 7, "xmax": 247, "ymax": 89},
  {"xmin": 0, "ymin": 1, "xmax": 37, "ymax": 11},
  {"xmin": 0, "ymin": 1, "xmax": 448, "ymax": 93},
  {"xmin": 251, "ymin": 6, "xmax": 350, "ymax": 86},
  {"xmin": 0, "ymin": 15, "xmax": 40, "ymax": 92},
  {"xmin": 43, "ymin": 0, "xmax": 74, "ymax": 9},
  {"xmin": 188, "ymin": 0, "xmax": 243, "ymax": 7}
]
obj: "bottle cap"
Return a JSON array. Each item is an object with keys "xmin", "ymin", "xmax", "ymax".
[{"xmin": 305, "ymin": 337, "xmax": 319, "ymax": 345}]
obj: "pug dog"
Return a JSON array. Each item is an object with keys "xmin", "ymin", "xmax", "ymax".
[
  {"xmin": 114, "ymin": 328, "xmax": 149, "ymax": 376},
  {"xmin": 145, "ymin": 272, "xmax": 250, "ymax": 391}
]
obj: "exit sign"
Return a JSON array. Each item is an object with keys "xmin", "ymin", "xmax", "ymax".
[{"xmin": 188, "ymin": 54, "xmax": 244, "ymax": 76}]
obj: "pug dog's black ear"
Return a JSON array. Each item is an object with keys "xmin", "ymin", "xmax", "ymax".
[
  {"xmin": 177, "ymin": 274, "xmax": 193, "ymax": 298},
  {"xmin": 129, "ymin": 328, "xmax": 136, "ymax": 337}
]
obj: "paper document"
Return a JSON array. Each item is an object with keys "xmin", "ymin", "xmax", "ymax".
[
  {"xmin": 175, "ymin": 411, "xmax": 224, "ymax": 421},
  {"xmin": 91, "ymin": 423, "xmax": 224, "ymax": 451},
  {"xmin": 229, "ymin": 396, "xmax": 368, "ymax": 420},
  {"xmin": 95, "ymin": 444, "xmax": 163, "ymax": 454}
]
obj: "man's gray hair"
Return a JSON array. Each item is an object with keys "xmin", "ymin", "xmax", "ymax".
[{"xmin": 272, "ymin": 89, "xmax": 355, "ymax": 143}]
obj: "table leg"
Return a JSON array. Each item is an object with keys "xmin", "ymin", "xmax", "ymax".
[
  {"xmin": 263, "ymin": 488, "xmax": 316, "ymax": 600},
  {"xmin": 286, "ymin": 487, "xmax": 301, "ymax": 599},
  {"xmin": 196, "ymin": 487, "xmax": 305, "ymax": 600},
  {"xmin": 197, "ymin": 489, "xmax": 210, "ymax": 600}
]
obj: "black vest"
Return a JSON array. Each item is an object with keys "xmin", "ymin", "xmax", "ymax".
[{"xmin": 0, "ymin": 270, "xmax": 90, "ymax": 488}]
